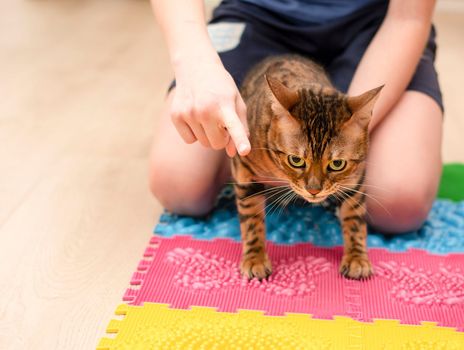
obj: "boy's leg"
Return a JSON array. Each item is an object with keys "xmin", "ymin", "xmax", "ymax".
[
  {"xmin": 149, "ymin": 90, "xmax": 230, "ymax": 216},
  {"xmin": 150, "ymin": 6, "xmax": 292, "ymax": 215},
  {"xmin": 322, "ymin": 9, "xmax": 443, "ymax": 233},
  {"xmin": 365, "ymin": 91, "xmax": 443, "ymax": 233}
]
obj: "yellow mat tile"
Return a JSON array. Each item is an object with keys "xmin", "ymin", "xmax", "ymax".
[{"xmin": 98, "ymin": 303, "xmax": 464, "ymax": 350}]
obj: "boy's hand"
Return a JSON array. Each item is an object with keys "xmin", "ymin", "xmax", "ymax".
[{"xmin": 170, "ymin": 62, "xmax": 250, "ymax": 157}]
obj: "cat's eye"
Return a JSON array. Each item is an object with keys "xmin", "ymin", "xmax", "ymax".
[
  {"xmin": 328, "ymin": 159, "xmax": 347, "ymax": 171},
  {"xmin": 288, "ymin": 155, "xmax": 306, "ymax": 168}
]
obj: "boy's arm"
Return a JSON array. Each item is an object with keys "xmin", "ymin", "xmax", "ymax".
[
  {"xmin": 152, "ymin": 0, "xmax": 218, "ymax": 68},
  {"xmin": 347, "ymin": 0, "xmax": 437, "ymax": 132},
  {"xmin": 151, "ymin": 0, "xmax": 250, "ymax": 156}
]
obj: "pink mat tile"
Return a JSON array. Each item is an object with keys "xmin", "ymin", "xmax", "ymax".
[{"xmin": 124, "ymin": 236, "xmax": 464, "ymax": 330}]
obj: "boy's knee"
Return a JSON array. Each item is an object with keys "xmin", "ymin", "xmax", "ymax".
[
  {"xmin": 149, "ymin": 165, "xmax": 217, "ymax": 217},
  {"xmin": 367, "ymin": 182, "xmax": 435, "ymax": 233}
]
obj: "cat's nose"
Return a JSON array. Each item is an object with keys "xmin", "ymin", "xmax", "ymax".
[{"xmin": 307, "ymin": 188, "xmax": 321, "ymax": 196}]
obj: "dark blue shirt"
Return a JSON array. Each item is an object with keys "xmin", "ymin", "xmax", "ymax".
[{"xmin": 241, "ymin": 0, "xmax": 386, "ymax": 24}]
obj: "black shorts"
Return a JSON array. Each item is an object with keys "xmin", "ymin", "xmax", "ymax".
[{"xmin": 172, "ymin": 0, "xmax": 443, "ymax": 111}]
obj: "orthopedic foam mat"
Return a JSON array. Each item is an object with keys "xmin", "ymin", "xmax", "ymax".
[
  {"xmin": 122, "ymin": 236, "xmax": 464, "ymax": 330},
  {"xmin": 98, "ymin": 235, "xmax": 464, "ymax": 349},
  {"xmin": 99, "ymin": 165, "xmax": 464, "ymax": 349},
  {"xmin": 98, "ymin": 303, "xmax": 464, "ymax": 350},
  {"xmin": 156, "ymin": 193, "xmax": 464, "ymax": 254}
]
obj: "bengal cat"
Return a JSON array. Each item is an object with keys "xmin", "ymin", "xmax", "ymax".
[{"xmin": 232, "ymin": 54, "xmax": 383, "ymax": 280}]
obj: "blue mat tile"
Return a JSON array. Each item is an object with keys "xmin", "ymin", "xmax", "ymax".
[{"xmin": 155, "ymin": 187, "xmax": 464, "ymax": 254}]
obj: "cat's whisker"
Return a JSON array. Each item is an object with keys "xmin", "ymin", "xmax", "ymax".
[
  {"xmin": 258, "ymin": 187, "xmax": 294, "ymax": 218},
  {"xmin": 338, "ymin": 185, "xmax": 388, "ymax": 201},
  {"xmin": 250, "ymin": 188, "xmax": 291, "ymax": 208},
  {"xmin": 253, "ymin": 195, "xmax": 280, "ymax": 219},
  {"xmin": 249, "ymin": 173, "xmax": 291, "ymax": 184},
  {"xmin": 335, "ymin": 188, "xmax": 374, "ymax": 222},
  {"xmin": 341, "ymin": 183, "xmax": 392, "ymax": 193},
  {"xmin": 240, "ymin": 185, "xmax": 290, "ymax": 201},
  {"xmin": 281, "ymin": 192, "xmax": 298, "ymax": 215},
  {"xmin": 252, "ymin": 187, "xmax": 293, "ymax": 217},
  {"xmin": 340, "ymin": 173, "xmax": 389, "ymax": 189},
  {"xmin": 279, "ymin": 192, "xmax": 295, "ymax": 215},
  {"xmin": 267, "ymin": 189, "xmax": 295, "ymax": 217},
  {"xmin": 338, "ymin": 184, "xmax": 388, "ymax": 201},
  {"xmin": 338, "ymin": 188, "xmax": 369, "ymax": 215},
  {"xmin": 338, "ymin": 185, "xmax": 392, "ymax": 218},
  {"xmin": 274, "ymin": 190, "xmax": 296, "ymax": 217},
  {"xmin": 228, "ymin": 180, "xmax": 288, "ymax": 185},
  {"xmin": 241, "ymin": 186, "xmax": 285, "ymax": 200},
  {"xmin": 333, "ymin": 191, "xmax": 352, "ymax": 210},
  {"xmin": 254, "ymin": 174, "xmax": 289, "ymax": 182},
  {"xmin": 249, "ymin": 170, "xmax": 285, "ymax": 178},
  {"xmin": 263, "ymin": 189, "xmax": 291, "ymax": 214},
  {"xmin": 285, "ymin": 191, "xmax": 297, "ymax": 206},
  {"xmin": 332, "ymin": 191, "xmax": 348, "ymax": 207}
]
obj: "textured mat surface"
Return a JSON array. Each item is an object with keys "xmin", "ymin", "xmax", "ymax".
[
  {"xmin": 156, "ymin": 193, "xmax": 464, "ymax": 254},
  {"xmin": 99, "ymin": 164, "xmax": 464, "ymax": 349},
  {"xmin": 438, "ymin": 163, "xmax": 464, "ymax": 202},
  {"xmin": 123, "ymin": 236, "xmax": 464, "ymax": 330},
  {"xmin": 98, "ymin": 303, "xmax": 464, "ymax": 350}
]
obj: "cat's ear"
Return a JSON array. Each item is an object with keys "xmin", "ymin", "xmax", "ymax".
[
  {"xmin": 265, "ymin": 75, "xmax": 299, "ymax": 110},
  {"xmin": 346, "ymin": 85, "xmax": 384, "ymax": 127}
]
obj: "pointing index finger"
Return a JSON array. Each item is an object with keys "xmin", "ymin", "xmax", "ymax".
[{"xmin": 221, "ymin": 106, "xmax": 250, "ymax": 156}]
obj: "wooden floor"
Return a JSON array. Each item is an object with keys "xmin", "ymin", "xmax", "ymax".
[{"xmin": 0, "ymin": 1, "xmax": 462, "ymax": 349}]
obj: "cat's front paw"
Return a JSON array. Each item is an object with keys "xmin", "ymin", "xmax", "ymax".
[
  {"xmin": 241, "ymin": 254, "xmax": 272, "ymax": 281},
  {"xmin": 339, "ymin": 254, "xmax": 373, "ymax": 280}
]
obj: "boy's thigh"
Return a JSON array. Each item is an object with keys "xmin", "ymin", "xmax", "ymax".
[{"xmin": 365, "ymin": 91, "xmax": 443, "ymax": 212}]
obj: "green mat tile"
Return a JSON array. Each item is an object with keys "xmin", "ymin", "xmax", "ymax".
[{"xmin": 438, "ymin": 163, "xmax": 464, "ymax": 202}]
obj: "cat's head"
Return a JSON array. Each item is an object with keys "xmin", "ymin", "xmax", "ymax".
[{"xmin": 264, "ymin": 76, "xmax": 383, "ymax": 203}]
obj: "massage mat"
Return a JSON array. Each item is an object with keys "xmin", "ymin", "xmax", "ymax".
[{"xmin": 98, "ymin": 163, "xmax": 464, "ymax": 349}]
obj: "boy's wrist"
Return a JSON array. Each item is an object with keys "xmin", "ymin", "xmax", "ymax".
[{"xmin": 171, "ymin": 40, "xmax": 221, "ymax": 73}]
